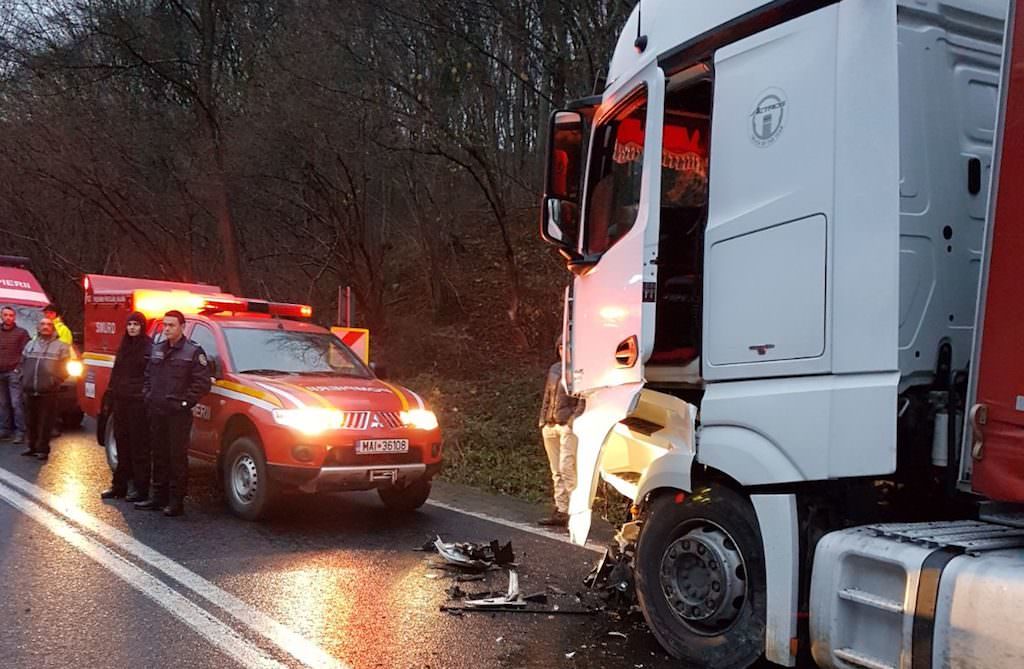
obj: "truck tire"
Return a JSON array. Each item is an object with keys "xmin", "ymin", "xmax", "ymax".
[
  {"xmin": 378, "ymin": 479, "xmax": 431, "ymax": 512},
  {"xmin": 104, "ymin": 412, "xmax": 118, "ymax": 472},
  {"xmin": 635, "ymin": 484, "xmax": 767, "ymax": 669},
  {"xmin": 223, "ymin": 436, "xmax": 277, "ymax": 521}
]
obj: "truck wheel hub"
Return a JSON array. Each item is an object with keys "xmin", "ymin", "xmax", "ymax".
[
  {"xmin": 232, "ymin": 454, "xmax": 259, "ymax": 503},
  {"xmin": 659, "ymin": 522, "xmax": 746, "ymax": 633}
]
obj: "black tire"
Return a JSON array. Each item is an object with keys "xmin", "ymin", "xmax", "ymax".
[
  {"xmin": 61, "ymin": 409, "xmax": 84, "ymax": 430},
  {"xmin": 635, "ymin": 484, "xmax": 767, "ymax": 668},
  {"xmin": 223, "ymin": 436, "xmax": 277, "ymax": 521},
  {"xmin": 377, "ymin": 479, "xmax": 431, "ymax": 512},
  {"xmin": 103, "ymin": 412, "xmax": 118, "ymax": 472}
]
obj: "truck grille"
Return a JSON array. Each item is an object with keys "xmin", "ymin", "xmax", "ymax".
[{"xmin": 340, "ymin": 411, "xmax": 403, "ymax": 430}]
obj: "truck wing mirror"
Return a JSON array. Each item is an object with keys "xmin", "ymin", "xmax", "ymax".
[{"xmin": 540, "ymin": 110, "xmax": 586, "ymax": 262}]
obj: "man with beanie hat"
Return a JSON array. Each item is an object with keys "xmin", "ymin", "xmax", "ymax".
[
  {"xmin": 537, "ymin": 335, "xmax": 584, "ymax": 527},
  {"xmin": 135, "ymin": 309, "xmax": 212, "ymax": 517}
]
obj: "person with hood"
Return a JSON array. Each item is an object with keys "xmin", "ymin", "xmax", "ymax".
[
  {"xmin": 101, "ymin": 311, "xmax": 152, "ymax": 502},
  {"xmin": 19, "ymin": 316, "xmax": 71, "ymax": 460},
  {"xmin": 537, "ymin": 335, "xmax": 585, "ymax": 527}
]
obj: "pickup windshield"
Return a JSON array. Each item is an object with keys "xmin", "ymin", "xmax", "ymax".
[{"xmin": 224, "ymin": 328, "xmax": 371, "ymax": 378}]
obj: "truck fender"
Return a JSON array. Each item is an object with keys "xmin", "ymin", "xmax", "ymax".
[
  {"xmin": 635, "ymin": 447, "xmax": 695, "ymax": 503},
  {"xmin": 697, "ymin": 425, "xmax": 806, "ymax": 485}
]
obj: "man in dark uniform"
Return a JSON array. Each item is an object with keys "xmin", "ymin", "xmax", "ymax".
[{"xmin": 135, "ymin": 310, "xmax": 212, "ymax": 517}]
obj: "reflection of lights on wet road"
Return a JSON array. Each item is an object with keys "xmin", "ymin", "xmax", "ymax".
[{"xmin": 54, "ymin": 445, "xmax": 91, "ymax": 507}]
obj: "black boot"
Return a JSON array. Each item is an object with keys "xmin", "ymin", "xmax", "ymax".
[
  {"xmin": 162, "ymin": 502, "xmax": 184, "ymax": 517},
  {"xmin": 134, "ymin": 498, "xmax": 165, "ymax": 511},
  {"xmin": 124, "ymin": 490, "xmax": 148, "ymax": 503},
  {"xmin": 100, "ymin": 488, "xmax": 126, "ymax": 500}
]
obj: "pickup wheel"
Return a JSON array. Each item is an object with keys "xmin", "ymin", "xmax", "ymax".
[
  {"xmin": 223, "ymin": 436, "xmax": 277, "ymax": 521},
  {"xmin": 103, "ymin": 412, "xmax": 118, "ymax": 472},
  {"xmin": 377, "ymin": 479, "xmax": 431, "ymax": 512},
  {"xmin": 635, "ymin": 485, "xmax": 767, "ymax": 669}
]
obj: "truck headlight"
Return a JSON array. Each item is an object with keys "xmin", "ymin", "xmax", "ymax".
[
  {"xmin": 272, "ymin": 408, "xmax": 344, "ymax": 436},
  {"xmin": 401, "ymin": 409, "xmax": 438, "ymax": 431},
  {"xmin": 66, "ymin": 360, "xmax": 84, "ymax": 378}
]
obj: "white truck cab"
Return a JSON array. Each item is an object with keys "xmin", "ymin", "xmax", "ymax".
[{"xmin": 540, "ymin": 1, "xmax": 1024, "ymax": 667}]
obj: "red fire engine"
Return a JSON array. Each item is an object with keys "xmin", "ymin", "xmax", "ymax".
[{"xmin": 79, "ymin": 274, "xmax": 442, "ymax": 519}]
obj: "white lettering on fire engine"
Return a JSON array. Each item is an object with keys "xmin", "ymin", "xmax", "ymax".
[
  {"xmin": 193, "ymin": 404, "xmax": 211, "ymax": 420},
  {"xmin": 304, "ymin": 385, "xmax": 391, "ymax": 393},
  {"xmin": 95, "ymin": 321, "xmax": 117, "ymax": 334},
  {"xmin": 0, "ymin": 278, "xmax": 31, "ymax": 289}
]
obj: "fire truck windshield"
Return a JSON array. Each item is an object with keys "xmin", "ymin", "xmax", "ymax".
[{"xmin": 224, "ymin": 328, "xmax": 371, "ymax": 378}]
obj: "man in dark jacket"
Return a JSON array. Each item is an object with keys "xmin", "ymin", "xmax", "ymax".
[
  {"xmin": 135, "ymin": 310, "xmax": 212, "ymax": 517},
  {"xmin": 537, "ymin": 336, "xmax": 584, "ymax": 527},
  {"xmin": 0, "ymin": 306, "xmax": 30, "ymax": 443},
  {"xmin": 19, "ymin": 316, "xmax": 71, "ymax": 460}
]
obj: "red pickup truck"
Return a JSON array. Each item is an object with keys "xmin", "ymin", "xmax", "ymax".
[{"xmin": 79, "ymin": 274, "xmax": 442, "ymax": 519}]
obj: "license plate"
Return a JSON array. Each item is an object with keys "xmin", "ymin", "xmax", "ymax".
[{"xmin": 356, "ymin": 439, "xmax": 409, "ymax": 454}]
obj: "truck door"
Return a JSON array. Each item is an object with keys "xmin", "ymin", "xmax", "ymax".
[
  {"xmin": 966, "ymin": 3, "xmax": 1024, "ymax": 504},
  {"xmin": 185, "ymin": 322, "xmax": 222, "ymax": 458},
  {"xmin": 569, "ymin": 65, "xmax": 665, "ymax": 394}
]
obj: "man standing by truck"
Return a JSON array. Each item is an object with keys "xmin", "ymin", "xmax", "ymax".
[
  {"xmin": 537, "ymin": 336, "xmax": 584, "ymax": 528},
  {"xmin": 0, "ymin": 306, "xmax": 29, "ymax": 444},
  {"xmin": 135, "ymin": 310, "xmax": 211, "ymax": 517},
  {"xmin": 19, "ymin": 316, "xmax": 71, "ymax": 460}
]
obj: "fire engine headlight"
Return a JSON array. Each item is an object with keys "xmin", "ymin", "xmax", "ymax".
[
  {"xmin": 401, "ymin": 409, "xmax": 438, "ymax": 431},
  {"xmin": 272, "ymin": 408, "xmax": 344, "ymax": 436},
  {"xmin": 66, "ymin": 360, "xmax": 84, "ymax": 378}
]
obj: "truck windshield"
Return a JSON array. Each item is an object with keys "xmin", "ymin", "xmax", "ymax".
[
  {"xmin": 223, "ymin": 328, "xmax": 371, "ymax": 378},
  {"xmin": 7, "ymin": 305, "xmax": 43, "ymax": 335}
]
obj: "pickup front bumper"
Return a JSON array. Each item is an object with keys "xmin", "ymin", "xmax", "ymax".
[{"xmin": 267, "ymin": 461, "xmax": 442, "ymax": 493}]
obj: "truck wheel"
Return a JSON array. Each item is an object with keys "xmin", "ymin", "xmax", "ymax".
[
  {"xmin": 635, "ymin": 485, "xmax": 767, "ymax": 669},
  {"xmin": 378, "ymin": 479, "xmax": 431, "ymax": 512},
  {"xmin": 223, "ymin": 436, "xmax": 277, "ymax": 521},
  {"xmin": 104, "ymin": 413, "xmax": 118, "ymax": 472}
]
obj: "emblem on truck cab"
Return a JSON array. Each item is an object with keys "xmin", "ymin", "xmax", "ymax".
[{"xmin": 750, "ymin": 88, "xmax": 787, "ymax": 147}]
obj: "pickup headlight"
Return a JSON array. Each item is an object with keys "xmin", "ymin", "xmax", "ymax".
[
  {"xmin": 66, "ymin": 360, "xmax": 84, "ymax": 378},
  {"xmin": 401, "ymin": 409, "xmax": 438, "ymax": 431},
  {"xmin": 272, "ymin": 408, "xmax": 344, "ymax": 436}
]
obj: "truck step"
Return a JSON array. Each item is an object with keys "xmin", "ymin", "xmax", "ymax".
[
  {"xmin": 833, "ymin": 648, "xmax": 896, "ymax": 669},
  {"xmin": 837, "ymin": 588, "xmax": 902, "ymax": 614}
]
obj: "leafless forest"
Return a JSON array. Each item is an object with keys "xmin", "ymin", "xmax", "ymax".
[{"xmin": 0, "ymin": 0, "xmax": 631, "ymax": 496}]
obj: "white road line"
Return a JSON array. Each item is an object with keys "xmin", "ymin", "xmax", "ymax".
[
  {"xmin": 0, "ymin": 467, "xmax": 349, "ymax": 669},
  {"xmin": 0, "ymin": 482, "xmax": 287, "ymax": 669},
  {"xmin": 424, "ymin": 499, "xmax": 606, "ymax": 554}
]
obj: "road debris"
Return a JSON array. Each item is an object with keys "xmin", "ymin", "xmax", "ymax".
[
  {"xmin": 432, "ymin": 535, "xmax": 516, "ymax": 571},
  {"xmin": 463, "ymin": 570, "xmax": 525, "ymax": 608},
  {"xmin": 584, "ymin": 542, "xmax": 636, "ymax": 609}
]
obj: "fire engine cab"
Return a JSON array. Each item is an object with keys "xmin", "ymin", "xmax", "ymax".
[{"xmin": 79, "ymin": 274, "xmax": 442, "ymax": 520}]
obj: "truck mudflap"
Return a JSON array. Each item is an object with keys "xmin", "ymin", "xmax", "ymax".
[
  {"xmin": 810, "ymin": 520, "xmax": 1024, "ymax": 669},
  {"xmin": 567, "ymin": 383, "xmax": 643, "ymax": 545}
]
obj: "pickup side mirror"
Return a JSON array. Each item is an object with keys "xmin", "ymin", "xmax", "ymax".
[
  {"xmin": 540, "ymin": 110, "xmax": 586, "ymax": 260},
  {"xmin": 370, "ymin": 362, "xmax": 388, "ymax": 380}
]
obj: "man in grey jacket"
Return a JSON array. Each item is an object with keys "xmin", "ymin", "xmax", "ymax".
[
  {"xmin": 19, "ymin": 316, "xmax": 70, "ymax": 461},
  {"xmin": 537, "ymin": 336, "xmax": 584, "ymax": 527}
]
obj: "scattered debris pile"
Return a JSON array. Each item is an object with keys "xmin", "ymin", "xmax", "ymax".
[{"xmin": 429, "ymin": 535, "xmax": 515, "ymax": 572}]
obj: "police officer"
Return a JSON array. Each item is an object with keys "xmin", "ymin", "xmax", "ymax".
[{"xmin": 135, "ymin": 310, "xmax": 212, "ymax": 517}]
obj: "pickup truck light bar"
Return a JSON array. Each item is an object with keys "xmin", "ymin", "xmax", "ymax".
[{"xmin": 131, "ymin": 289, "xmax": 312, "ymax": 321}]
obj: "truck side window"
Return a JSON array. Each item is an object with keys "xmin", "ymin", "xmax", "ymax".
[{"xmin": 584, "ymin": 91, "xmax": 648, "ymax": 255}]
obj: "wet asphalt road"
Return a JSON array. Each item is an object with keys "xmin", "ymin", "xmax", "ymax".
[{"xmin": 0, "ymin": 424, "xmax": 695, "ymax": 669}]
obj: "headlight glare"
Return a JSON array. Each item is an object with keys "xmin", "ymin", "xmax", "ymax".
[
  {"xmin": 66, "ymin": 360, "xmax": 84, "ymax": 378},
  {"xmin": 401, "ymin": 409, "xmax": 438, "ymax": 430},
  {"xmin": 272, "ymin": 408, "xmax": 344, "ymax": 436}
]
